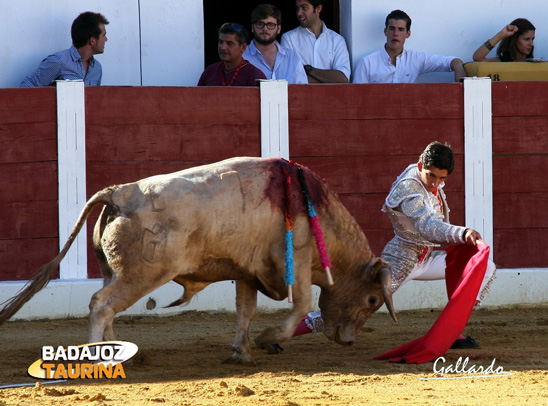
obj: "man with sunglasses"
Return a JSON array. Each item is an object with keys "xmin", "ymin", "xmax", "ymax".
[
  {"xmin": 281, "ymin": 0, "xmax": 350, "ymax": 83},
  {"xmin": 198, "ymin": 23, "xmax": 266, "ymax": 87},
  {"xmin": 243, "ymin": 4, "xmax": 307, "ymax": 84}
]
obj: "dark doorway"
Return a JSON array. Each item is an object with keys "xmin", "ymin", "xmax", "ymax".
[{"xmin": 202, "ymin": 0, "xmax": 340, "ymax": 68}]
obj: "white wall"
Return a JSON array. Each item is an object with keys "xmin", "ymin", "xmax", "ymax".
[
  {"xmin": 3, "ymin": 1, "xmax": 546, "ymax": 87},
  {"xmin": 3, "ymin": 268, "xmax": 547, "ymax": 321},
  {"xmin": 346, "ymin": 0, "xmax": 548, "ymax": 82},
  {"xmin": 0, "ymin": 0, "xmax": 203, "ymax": 87},
  {"xmin": 139, "ymin": 0, "xmax": 204, "ymax": 86}
]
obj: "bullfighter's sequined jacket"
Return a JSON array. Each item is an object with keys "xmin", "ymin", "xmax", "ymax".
[{"xmin": 381, "ymin": 164, "xmax": 466, "ymax": 293}]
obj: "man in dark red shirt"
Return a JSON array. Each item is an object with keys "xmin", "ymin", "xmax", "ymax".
[{"xmin": 198, "ymin": 23, "xmax": 266, "ymax": 86}]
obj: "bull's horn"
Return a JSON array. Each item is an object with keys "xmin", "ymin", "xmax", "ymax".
[{"xmin": 380, "ymin": 267, "xmax": 397, "ymax": 323}]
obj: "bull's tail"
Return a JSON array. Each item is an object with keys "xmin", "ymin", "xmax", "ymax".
[{"xmin": 0, "ymin": 188, "xmax": 115, "ymax": 325}]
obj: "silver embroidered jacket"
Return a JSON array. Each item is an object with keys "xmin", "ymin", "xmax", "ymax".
[{"xmin": 382, "ymin": 164, "xmax": 466, "ymax": 293}]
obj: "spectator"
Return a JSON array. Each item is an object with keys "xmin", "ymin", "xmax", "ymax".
[
  {"xmin": 198, "ymin": 23, "xmax": 266, "ymax": 86},
  {"xmin": 20, "ymin": 12, "xmax": 109, "ymax": 87},
  {"xmin": 281, "ymin": 0, "xmax": 350, "ymax": 83},
  {"xmin": 473, "ymin": 18, "xmax": 536, "ymax": 62},
  {"xmin": 243, "ymin": 4, "xmax": 307, "ymax": 84},
  {"xmin": 353, "ymin": 10, "xmax": 466, "ymax": 83}
]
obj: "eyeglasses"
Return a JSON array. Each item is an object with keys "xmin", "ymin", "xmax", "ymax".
[{"xmin": 254, "ymin": 22, "xmax": 278, "ymax": 30}]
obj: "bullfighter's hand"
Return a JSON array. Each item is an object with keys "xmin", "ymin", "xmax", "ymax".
[{"xmin": 464, "ymin": 228, "xmax": 482, "ymax": 246}]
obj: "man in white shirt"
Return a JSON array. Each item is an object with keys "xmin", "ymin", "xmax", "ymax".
[
  {"xmin": 243, "ymin": 4, "xmax": 307, "ymax": 84},
  {"xmin": 281, "ymin": 0, "xmax": 350, "ymax": 83},
  {"xmin": 353, "ymin": 10, "xmax": 466, "ymax": 84}
]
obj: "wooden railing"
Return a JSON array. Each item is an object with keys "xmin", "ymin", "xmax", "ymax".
[{"xmin": 0, "ymin": 83, "xmax": 546, "ymax": 281}]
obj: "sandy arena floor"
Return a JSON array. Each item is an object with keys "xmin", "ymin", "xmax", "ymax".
[{"xmin": 1, "ymin": 304, "xmax": 547, "ymax": 405}]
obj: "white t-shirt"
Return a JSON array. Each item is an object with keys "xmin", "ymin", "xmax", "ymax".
[
  {"xmin": 353, "ymin": 46, "xmax": 456, "ymax": 84},
  {"xmin": 281, "ymin": 23, "xmax": 351, "ymax": 80}
]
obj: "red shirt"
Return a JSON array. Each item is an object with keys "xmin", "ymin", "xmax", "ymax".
[{"xmin": 197, "ymin": 61, "xmax": 266, "ymax": 87}]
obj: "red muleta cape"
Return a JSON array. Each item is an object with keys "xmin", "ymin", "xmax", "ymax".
[{"xmin": 374, "ymin": 241, "xmax": 490, "ymax": 364}]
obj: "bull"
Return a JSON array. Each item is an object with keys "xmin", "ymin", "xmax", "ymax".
[{"xmin": 0, "ymin": 157, "xmax": 395, "ymax": 364}]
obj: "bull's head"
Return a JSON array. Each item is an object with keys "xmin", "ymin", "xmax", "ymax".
[{"xmin": 318, "ymin": 258, "xmax": 396, "ymax": 345}]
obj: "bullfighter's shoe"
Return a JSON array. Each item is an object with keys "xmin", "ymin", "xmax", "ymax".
[{"xmin": 450, "ymin": 336, "xmax": 480, "ymax": 349}]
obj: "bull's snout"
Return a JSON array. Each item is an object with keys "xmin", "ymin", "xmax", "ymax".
[
  {"xmin": 333, "ymin": 326, "xmax": 356, "ymax": 346},
  {"xmin": 336, "ymin": 338, "xmax": 355, "ymax": 346}
]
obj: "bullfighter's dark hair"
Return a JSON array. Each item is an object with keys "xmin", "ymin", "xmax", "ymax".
[
  {"xmin": 420, "ymin": 141, "xmax": 455, "ymax": 174},
  {"xmin": 71, "ymin": 11, "xmax": 109, "ymax": 48}
]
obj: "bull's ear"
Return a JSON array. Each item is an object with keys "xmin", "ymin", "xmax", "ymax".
[{"xmin": 367, "ymin": 257, "xmax": 389, "ymax": 278}]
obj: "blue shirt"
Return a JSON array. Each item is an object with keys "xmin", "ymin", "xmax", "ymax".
[
  {"xmin": 243, "ymin": 40, "xmax": 308, "ymax": 84},
  {"xmin": 20, "ymin": 45, "xmax": 102, "ymax": 87}
]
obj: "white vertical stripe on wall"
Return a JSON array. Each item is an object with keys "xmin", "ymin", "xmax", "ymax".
[
  {"xmin": 463, "ymin": 77, "xmax": 494, "ymax": 254},
  {"xmin": 56, "ymin": 80, "xmax": 88, "ymax": 279},
  {"xmin": 260, "ymin": 80, "xmax": 290, "ymax": 160}
]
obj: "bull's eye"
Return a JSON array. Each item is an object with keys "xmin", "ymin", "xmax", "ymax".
[{"xmin": 368, "ymin": 296, "xmax": 378, "ymax": 307}]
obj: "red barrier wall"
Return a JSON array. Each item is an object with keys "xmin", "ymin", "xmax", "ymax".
[
  {"xmin": 288, "ymin": 83, "xmax": 465, "ymax": 256},
  {"xmin": 0, "ymin": 88, "xmax": 59, "ymax": 281},
  {"xmin": 491, "ymin": 82, "xmax": 548, "ymax": 268},
  {"xmin": 0, "ymin": 83, "xmax": 545, "ymax": 281}
]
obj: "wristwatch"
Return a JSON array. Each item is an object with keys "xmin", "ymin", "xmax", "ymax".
[{"xmin": 304, "ymin": 64, "xmax": 313, "ymax": 74}]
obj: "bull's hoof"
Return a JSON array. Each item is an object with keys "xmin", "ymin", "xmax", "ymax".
[
  {"xmin": 225, "ymin": 345, "xmax": 257, "ymax": 366},
  {"xmin": 255, "ymin": 339, "xmax": 284, "ymax": 354},
  {"xmin": 254, "ymin": 327, "xmax": 281, "ymax": 345},
  {"xmin": 255, "ymin": 327, "xmax": 288, "ymax": 354},
  {"xmin": 222, "ymin": 353, "xmax": 257, "ymax": 366}
]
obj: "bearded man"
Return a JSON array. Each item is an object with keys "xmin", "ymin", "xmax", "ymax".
[{"xmin": 244, "ymin": 4, "xmax": 308, "ymax": 84}]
